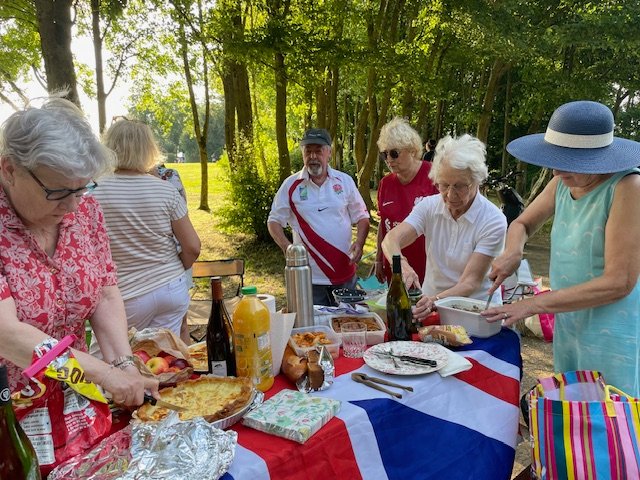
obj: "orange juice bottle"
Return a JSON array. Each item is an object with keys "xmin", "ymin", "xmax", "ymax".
[{"xmin": 232, "ymin": 286, "xmax": 274, "ymax": 392}]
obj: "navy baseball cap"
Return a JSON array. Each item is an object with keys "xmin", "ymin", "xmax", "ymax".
[{"xmin": 300, "ymin": 128, "xmax": 332, "ymax": 147}]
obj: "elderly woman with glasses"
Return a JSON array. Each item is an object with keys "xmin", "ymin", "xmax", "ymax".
[
  {"xmin": 382, "ymin": 133, "xmax": 507, "ymax": 321},
  {"xmin": 375, "ymin": 118, "xmax": 438, "ymax": 285},
  {"xmin": 0, "ymin": 97, "xmax": 159, "ymax": 405}
]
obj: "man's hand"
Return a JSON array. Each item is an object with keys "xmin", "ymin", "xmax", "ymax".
[{"xmin": 349, "ymin": 242, "xmax": 364, "ymax": 264}]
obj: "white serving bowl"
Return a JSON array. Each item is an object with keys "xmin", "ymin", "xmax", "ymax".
[{"xmin": 434, "ymin": 296, "xmax": 502, "ymax": 338}]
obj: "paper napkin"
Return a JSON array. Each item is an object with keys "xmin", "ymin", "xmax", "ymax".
[{"xmin": 438, "ymin": 348, "xmax": 473, "ymax": 377}]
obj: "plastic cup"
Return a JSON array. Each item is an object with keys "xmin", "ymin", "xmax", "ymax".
[{"xmin": 341, "ymin": 322, "xmax": 367, "ymax": 358}]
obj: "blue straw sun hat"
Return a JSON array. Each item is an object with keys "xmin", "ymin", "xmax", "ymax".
[{"xmin": 507, "ymin": 100, "xmax": 640, "ymax": 174}]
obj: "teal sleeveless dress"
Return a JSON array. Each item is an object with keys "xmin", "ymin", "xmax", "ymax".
[{"xmin": 551, "ymin": 168, "xmax": 640, "ymax": 396}]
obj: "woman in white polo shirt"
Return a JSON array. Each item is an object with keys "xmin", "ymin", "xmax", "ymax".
[{"xmin": 381, "ymin": 134, "xmax": 507, "ymax": 322}]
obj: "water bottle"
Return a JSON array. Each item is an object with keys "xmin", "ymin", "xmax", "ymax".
[{"xmin": 285, "ymin": 244, "xmax": 314, "ymax": 328}]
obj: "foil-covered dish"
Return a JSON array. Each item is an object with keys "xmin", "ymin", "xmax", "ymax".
[{"xmin": 49, "ymin": 413, "xmax": 238, "ymax": 480}]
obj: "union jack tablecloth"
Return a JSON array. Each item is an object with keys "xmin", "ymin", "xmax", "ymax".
[{"xmin": 224, "ymin": 328, "xmax": 522, "ymax": 480}]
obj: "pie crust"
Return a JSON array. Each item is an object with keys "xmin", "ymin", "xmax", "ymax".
[{"xmin": 136, "ymin": 375, "xmax": 253, "ymax": 422}]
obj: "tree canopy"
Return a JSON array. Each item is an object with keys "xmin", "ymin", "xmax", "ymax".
[{"xmin": 1, "ymin": 0, "xmax": 639, "ymax": 237}]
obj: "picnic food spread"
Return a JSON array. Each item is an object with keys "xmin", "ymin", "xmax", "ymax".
[
  {"xmin": 290, "ymin": 331, "xmax": 333, "ymax": 348},
  {"xmin": 135, "ymin": 376, "xmax": 253, "ymax": 422},
  {"xmin": 331, "ymin": 316, "xmax": 382, "ymax": 332}
]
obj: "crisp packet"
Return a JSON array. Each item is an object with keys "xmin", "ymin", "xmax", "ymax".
[
  {"xmin": 296, "ymin": 345, "xmax": 334, "ymax": 393},
  {"xmin": 418, "ymin": 325, "xmax": 473, "ymax": 347},
  {"xmin": 242, "ymin": 389, "xmax": 340, "ymax": 444}
]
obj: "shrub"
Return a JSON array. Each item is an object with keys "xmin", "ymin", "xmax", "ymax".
[{"xmin": 217, "ymin": 141, "xmax": 279, "ymax": 243}]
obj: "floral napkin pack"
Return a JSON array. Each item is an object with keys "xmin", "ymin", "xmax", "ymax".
[{"xmin": 242, "ymin": 389, "xmax": 341, "ymax": 444}]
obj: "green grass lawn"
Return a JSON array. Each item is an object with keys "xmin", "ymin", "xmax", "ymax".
[{"xmin": 169, "ymin": 162, "xmax": 379, "ymax": 309}]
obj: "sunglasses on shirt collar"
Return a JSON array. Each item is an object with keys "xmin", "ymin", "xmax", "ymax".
[{"xmin": 379, "ymin": 149, "xmax": 401, "ymax": 161}]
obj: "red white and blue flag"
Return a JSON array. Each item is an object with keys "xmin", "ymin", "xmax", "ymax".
[{"xmin": 224, "ymin": 328, "xmax": 522, "ymax": 480}]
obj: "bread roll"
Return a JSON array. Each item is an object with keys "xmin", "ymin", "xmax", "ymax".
[{"xmin": 281, "ymin": 345, "xmax": 307, "ymax": 382}]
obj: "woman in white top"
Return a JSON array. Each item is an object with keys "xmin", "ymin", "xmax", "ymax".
[
  {"xmin": 95, "ymin": 119, "xmax": 201, "ymax": 335},
  {"xmin": 382, "ymin": 134, "xmax": 507, "ymax": 322}
]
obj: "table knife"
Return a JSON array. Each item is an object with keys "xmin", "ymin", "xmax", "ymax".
[{"xmin": 144, "ymin": 393, "xmax": 186, "ymax": 412}]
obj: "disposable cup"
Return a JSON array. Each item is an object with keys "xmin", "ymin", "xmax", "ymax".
[{"xmin": 341, "ymin": 322, "xmax": 367, "ymax": 358}]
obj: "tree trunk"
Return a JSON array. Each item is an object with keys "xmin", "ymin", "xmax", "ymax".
[
  {"xmin": 34, "ymin": 0, "xmax": 80, "ymax": 106},
  {"xmin": 501, "ymin": 70, "xmax": 512, "ymax": 175},
  {"xmin": 358, "ymin": 88, "xmax": 391, "ymax": 211},
  {"xmin": 329, "ymin": 66, "xmax": 339, "ymax": 167},
  {"xmin": 274, "ymin": 51, "xmax": 290, "ymax": 183},
  {"xmin": 477, "ymin": 59, "xmax": 509, "ymax": 144},
  {"xmin": 178, "ymin": 15, "xmax": 209, "ymax": 211},
  {"xmin": 233, "ymin": 62, "xmax": 253, "ymax": 146},
  {"xmin": 222, "ymin": 65, "xmax": 236, "ymax": 166},
  {"xmin": 90, "ymin": 0, "xmax": 107, "ymax": 133}
]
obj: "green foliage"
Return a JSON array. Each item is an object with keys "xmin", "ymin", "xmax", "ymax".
[{"xmin": 217, "ymin": 140, "xmax": 280, "ymax": 242}]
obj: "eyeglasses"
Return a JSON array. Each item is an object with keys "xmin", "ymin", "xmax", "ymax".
[
  {"xmin": 27, "ymin": 170, "xmax": 98, "ymax": 201},
  {"xmin": 379, "ymin": 149, "xmax": 401, "ymax": 161},
  {"xmin": 436, "ymin": 182, "xmax": 472, "ymax": 195}
]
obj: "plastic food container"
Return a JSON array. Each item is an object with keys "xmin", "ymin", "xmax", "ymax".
[
  {"xmin": 328, "ymin": 313, "xmax": 386, "ymax": 345},
  {"xmin": 289, "ymin": 325, "xmax": 341, "ymax": 359},
  {"xmin": 434, "ymin": 296, "xmax": 502, "ymax": 338}
]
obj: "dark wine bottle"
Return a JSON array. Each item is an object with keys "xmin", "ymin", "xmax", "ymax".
[
  {"xmin": 386, "ymin": 255, "xmax": 413, "ymax": 341},
  {"xmin": 0, "ymin": 364, "xmax": 41, "ymax": 480},
  {"xmin": 207, "ymin": 277, "xmax": 236, "ymax": 377}
]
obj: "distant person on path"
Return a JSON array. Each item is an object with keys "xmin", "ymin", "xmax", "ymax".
[
  {"xmin": 484, "ymin": 100, "xmax": 640, "ymax": 396},
  {"xmin": 422, "ymin": 139, "xmax": 436, "ymax": 162},
  {"xmin": 95, "ymin": 119, "xmax": 201, "ymax": 336},
  {"xmin": 375, "ymin": 118, "xmax": 438, "ymax": 285},
  {"xmin": 268, "ymin": 128, "xmax": 370, "ymax": 305}
]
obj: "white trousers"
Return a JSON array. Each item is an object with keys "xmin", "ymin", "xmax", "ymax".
[{"xmin": 124, "ymin": 273, "xmax": 189, "ymax": 336}]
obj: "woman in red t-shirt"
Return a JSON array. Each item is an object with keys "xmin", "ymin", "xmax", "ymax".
[{"xmin": 376, "ymin": 118, "xmax": 439, "ymax": 285}]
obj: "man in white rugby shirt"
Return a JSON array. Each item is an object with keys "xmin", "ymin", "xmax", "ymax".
[{"xmin": 268, "ymin": 128, "xmax": 370, "ymax": 305}]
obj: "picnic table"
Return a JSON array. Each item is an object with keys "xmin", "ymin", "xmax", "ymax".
[{"xmin": 223, "ymin": 328, "xmax": 522, "ymax": 480}]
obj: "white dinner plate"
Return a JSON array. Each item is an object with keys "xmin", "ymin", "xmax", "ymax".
[{"xmin": 363, "ymin": 341, "xmax": 449, "ymax": 375}]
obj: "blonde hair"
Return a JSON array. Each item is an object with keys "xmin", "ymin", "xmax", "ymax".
[
  {"xmin": 102, "ymin": 119, "xmax": 161, "ymax": 173},
  {"xmin": 377, "ymin": 117, "xmax": 422, "ymax": 160},
  {"xmin": 428, "ymin": 134, "xmax": 488, "ymax": 185}
]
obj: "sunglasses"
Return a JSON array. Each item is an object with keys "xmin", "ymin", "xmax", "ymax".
[{"xmin": 379, "ymin": 149, "xmax": 401, "ymax": 161}]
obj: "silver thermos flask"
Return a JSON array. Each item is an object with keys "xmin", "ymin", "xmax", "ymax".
[{"xmin": 285, "ymin": 244, "xmax": 314, "ymax": 328}]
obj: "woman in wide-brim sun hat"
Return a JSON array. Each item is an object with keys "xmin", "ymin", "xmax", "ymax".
[{"xmin": 483, "ymin": 100, "xmax": 640, "ymax": 396}]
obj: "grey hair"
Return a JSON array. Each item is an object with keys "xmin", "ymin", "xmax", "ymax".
[
  {"xmin": 428, "ymin": 134, "xmax": 488, "ymax": 185},
  {"xmin": 0, "ymin": 97, "xmax": 116, "ymax": 179},
  {"xmin": 377, "ymin": 117, "xmax": 423, "ymax": 160}
]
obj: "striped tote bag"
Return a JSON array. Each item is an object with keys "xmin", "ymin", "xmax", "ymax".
[{"xmin": 528, "ymin": 371, "xmax": 640, "ymax": 480}]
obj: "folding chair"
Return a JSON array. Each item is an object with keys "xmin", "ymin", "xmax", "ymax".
[{"xmin": 187, "ymin": 258, "xmax": 245, "ymax": 342}]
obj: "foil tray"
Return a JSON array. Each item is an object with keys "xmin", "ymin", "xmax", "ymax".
[{"xmin": 212, "ymin": 388, "xmax": 263, "ymax": 429}]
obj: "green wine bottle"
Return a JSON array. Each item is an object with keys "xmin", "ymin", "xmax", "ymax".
[
  {"xmin": 386, "ymin": 255, "xmax": 413, "ymax": 341},
  {"xmin": 0, "ymin": 364, "xmax": 41, "ymax": 480}
]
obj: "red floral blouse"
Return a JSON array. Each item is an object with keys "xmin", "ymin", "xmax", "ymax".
[{"xmin": 0, "ymin": 187, "xmax": 118, "ymax": 391}]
